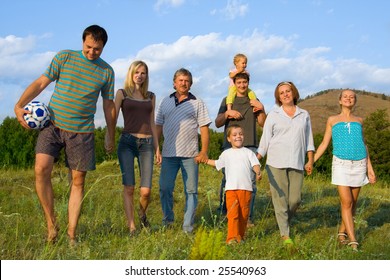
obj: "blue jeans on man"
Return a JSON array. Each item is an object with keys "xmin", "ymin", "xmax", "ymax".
[{"xmin": 159, "ymin": 157, "xmax": 198, "ymax": 232}]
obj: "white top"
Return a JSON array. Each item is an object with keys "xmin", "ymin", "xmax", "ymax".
[
  {"xmin": 215, "ymin": 147, "xmax": 260, "ymax": 191},
  {"xmin": 257, "ymin": 106, "xmax": 315, "ymax": 170}
]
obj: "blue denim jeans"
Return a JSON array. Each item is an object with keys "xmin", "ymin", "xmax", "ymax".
[
  {"xmin": 117, "ymin": 133, "xmax": 154, "ymax": 187},
  {"xmin": 159, "ymin": 157, "xmax": 198, "ymax": 232},
  {"xmin": 219, "ymin": 147, "xmax": 257, "ymax": 221}
]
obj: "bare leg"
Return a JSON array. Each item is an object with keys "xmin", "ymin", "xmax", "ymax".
[
  {"xmin": 35, "ymin": 153, "xmax": 58, "ymax": 242},
  {"xmin": 139, "ymin": 187, "xmax": 151, "ymax": 227},
  {"xmin": 351, "ymin": 187, "xmax": 360, "ymax": 217},
  {"xmin": 123, "ymin": 186, "xmax": 136, "ymax": 233},
  {"xmin": 67, "ymin": 169, "xmax": 86, "ymax": 241},
  {"xmin": 338, "ymin": 186, "xmax": 360, "ymax": 249}
]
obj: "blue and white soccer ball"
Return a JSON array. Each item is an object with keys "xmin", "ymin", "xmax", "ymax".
[{"xmin": 23, "ymin": 101, "xmax": 51, "ymax": 130}]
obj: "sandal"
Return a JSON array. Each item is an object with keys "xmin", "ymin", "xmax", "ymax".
[
  {"xmin": 337, "ymin": 232, "xmax": 348, "ymax": 245},
  {"xmin": 348, "ymin": 241, "xmax": 359, "ymax": 252},
  {"xmin": 139, "ymin": 214, "xmax": 150, "ymax": 228}
]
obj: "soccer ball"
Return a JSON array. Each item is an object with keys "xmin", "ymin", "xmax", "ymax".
[{"xmin": 23, "ymin": 101, "xmax": 51, "ymax": 130}]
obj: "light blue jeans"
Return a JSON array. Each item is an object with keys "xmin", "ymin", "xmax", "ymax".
[{"xmin": 159, "ymin": 157, "xmax": 198, "ymax": 232}]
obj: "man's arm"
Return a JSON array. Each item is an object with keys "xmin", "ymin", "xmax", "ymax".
[
  {"xmin": 195, "ymin": 125, "xmax": 210, "ymax": 163},
  {"xmin": 256, "ymin": 110, "xmax": 267, "ymax": 128},
  {"xmin": 103, "ymin": 98, "xmax": 116, "ymax": 153},
  {"xmin": 14, "ymin": 75, "xmax": 52, "ymax": 129},
  {"xmin": 215, "ymin": 110, "xmax": 244, "ymax": 128},
  {"xmin": 249, "ymin": 99, "xmax": 266, "ymax": 128},
  {"xmin": 156, "ymin": 124, "xmax": 163, "ymax": 143},
  {"xmin": 215, "ymin": 111, "xmax": 228, "ymax": 128}
]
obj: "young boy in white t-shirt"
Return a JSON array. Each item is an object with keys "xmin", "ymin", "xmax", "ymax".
[{"xmin": 205, "ymin": 124, "xmax": 261, "ymax": 244}]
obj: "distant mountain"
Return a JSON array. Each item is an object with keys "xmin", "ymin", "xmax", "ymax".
[{"xmin": 298, "ymin": 89, "xmax": 390, "ymax": 135}]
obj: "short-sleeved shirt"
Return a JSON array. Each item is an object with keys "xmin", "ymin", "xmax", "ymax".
[
  {"xmin": 44, "ymin": 50, "xmax": 115, "ymax": 133},
  {"xmin": 217, "ymin": 96, "xmax": 259, "ymax": 150},
  {"xmin": 155, "ymin": 92, "xmax": 211, "ymax": 157},
  {"xmin": 257, "ymin": 106, "xmax": 315, "ymax": 170},
  {"xmin": 215, "ymin": 147, "xmax": 260, "ymax": 191}
]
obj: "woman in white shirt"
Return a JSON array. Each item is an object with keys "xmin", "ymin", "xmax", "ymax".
[{"xmin": 257, "ymin": 81, "xmax": 315, "ymax": 246}]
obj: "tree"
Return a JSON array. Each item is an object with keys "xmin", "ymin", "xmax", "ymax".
[
  {"xmin": 312, "ymin": 133, "xmax": 333, "ymax": 177},
  {"xmin": 363, "ymin": 109, "xmax": 390, "ymax": 181},
  {"xmin": 0, "ymin": 117, "xmax": 38, "ymax": 168}
]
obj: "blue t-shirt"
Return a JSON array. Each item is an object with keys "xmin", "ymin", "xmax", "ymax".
[{"xmin": 332, "ymin": 122, "xmax": 367, "ymax": 160}]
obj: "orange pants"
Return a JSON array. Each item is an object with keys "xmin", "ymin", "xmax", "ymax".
[{"xmin": 225, "ymin": 190, "xmax": 252, "ymax": 243}]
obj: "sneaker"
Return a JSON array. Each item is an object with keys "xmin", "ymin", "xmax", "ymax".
[
  {"xmin": 247, "ymin": 221, "xmax": 255, "ymax": 228},
  {"xmin": 183, "ymin": 225, "xmax": 194, "ymax": 233},
  {"xmin": 283, "ymin": 237, "xmax": 294, "ymax": 246},
  {"xmin": 227, "ymin": 239, "xmax": 238, "ymax": 245}
]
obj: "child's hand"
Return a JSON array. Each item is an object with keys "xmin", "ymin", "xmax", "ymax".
[
  {"xmin": 250, "ymin": 100, "xmax": 264, "ymax": 112},
  {"xmin": 256, "ymin": 172, "xmax": 262, "ymax": 181}
]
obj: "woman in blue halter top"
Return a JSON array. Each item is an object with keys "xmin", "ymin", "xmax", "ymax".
[{"xmin": 313, "ymin": 89, "xmax": 376, "ymax": 252}]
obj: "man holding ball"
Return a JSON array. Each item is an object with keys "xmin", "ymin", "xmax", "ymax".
[{"xmin": 14, "ymin": 25, "xmax": 116, "ymax": 245}]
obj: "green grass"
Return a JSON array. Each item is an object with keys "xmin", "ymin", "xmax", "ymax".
[{"xmin": 0, "ymin": 161, "xmax": 389, "ymax": 260}]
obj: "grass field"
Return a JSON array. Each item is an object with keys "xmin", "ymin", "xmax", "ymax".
[{"xmin": 0, "ymin": 161, "xmax": 389, "ymax": 260}]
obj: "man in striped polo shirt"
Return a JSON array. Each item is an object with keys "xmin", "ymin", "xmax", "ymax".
[
  {"xmin": 156, "ymin": 68, "xmax": 211, "ymax": 233},
  {"xmin": 14, "ymin": 25, "xmax": 116, "ymax": 245}
]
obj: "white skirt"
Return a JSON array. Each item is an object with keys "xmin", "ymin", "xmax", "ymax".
[{"xmin": 331, "ymin": 156, "xmax": 369, "ymax": 187}]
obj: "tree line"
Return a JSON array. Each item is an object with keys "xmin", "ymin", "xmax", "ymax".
[{"xmin": 0, "ymin": 109, "xmax": 388, "ymax": 181}]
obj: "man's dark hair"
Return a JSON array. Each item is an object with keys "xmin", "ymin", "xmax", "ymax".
[
  {"xmin": 82, "ymin": 25, "xmax": 108, "ymax": 46},
  {"xmin": 233, "ymin": 72, "xmax": 250, "ymax": 83}
]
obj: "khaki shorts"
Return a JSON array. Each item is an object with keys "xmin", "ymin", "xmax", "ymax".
[{"xmin": 35, "ymin": 123, "xmax": 96, "ymax": 171}]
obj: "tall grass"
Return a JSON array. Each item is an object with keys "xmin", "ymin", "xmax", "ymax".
[{"xmin": 0, "ymin": 162, "xmax": 389, "ymax": 260}]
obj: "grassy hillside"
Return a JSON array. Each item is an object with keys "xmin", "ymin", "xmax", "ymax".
[
  {"xmin": 0, "ymin": 161, "xmax": 389, "ymax": 260},
  {"xmin": 298, "ymin": 90, "xmax": 390, "ymax": 135}
]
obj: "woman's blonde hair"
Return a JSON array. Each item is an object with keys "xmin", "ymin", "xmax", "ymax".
[
  {"xmin": 123, "ymin": 60, "xmax": 149, "ymax": 99},
  {"xmin": 338, "ymin": 89, "xmax": 357, "ymax": 109}
]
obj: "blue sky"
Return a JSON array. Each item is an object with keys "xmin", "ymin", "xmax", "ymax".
[{"xmin": 1, "ymin": 0, "xmax": 390, "ymax": 130}]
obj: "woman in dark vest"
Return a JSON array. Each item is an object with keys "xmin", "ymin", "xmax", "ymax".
[{"xmin": 114, "ymin": 61, "xmax": 161, "ymax": 235}]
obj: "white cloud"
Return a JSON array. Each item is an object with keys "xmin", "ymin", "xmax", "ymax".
[
  {"xmin": 219, "ymin": 0, "xmax": 249, "ymax": 20},
  {"xmin": 0, "ymin": 35, "xmax": 55, "ymax": 78},
  {"xmin": 154, "ymin": 0, "xmax": 185, "ymax": 11},
  {"xmin": 0, "ymin": 35, "xmax": 36, "ymax": 56},
  {"xmin": 2, "ymin": 30, "xmax": 390, "ymax": 129}
]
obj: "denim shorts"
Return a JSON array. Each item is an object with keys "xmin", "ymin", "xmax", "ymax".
[
  {"xmin": 117, "ymin": 133, "xmax": 154, "ymax": 187},
  {"xmin": 35, "ymin": 123, "xmax": 95, "ymax": 171}
]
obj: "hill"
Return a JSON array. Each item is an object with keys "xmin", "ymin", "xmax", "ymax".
[{"xmin": 298, "ymin": 89, "xmax": 390, "ymax": 135}]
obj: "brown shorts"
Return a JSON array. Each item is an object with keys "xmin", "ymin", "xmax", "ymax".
[{"xmin": 35, "ymin": 123, "xmax": 96, "ymax": 171}]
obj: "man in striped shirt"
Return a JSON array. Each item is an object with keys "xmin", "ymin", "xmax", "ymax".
[
  {"xmin": 14, "ymin": 25, "xmax": 116, "ymax": 245},
  {"xmin": 156, "ymin": 68, "xmax": 211, "ymax": 233}
]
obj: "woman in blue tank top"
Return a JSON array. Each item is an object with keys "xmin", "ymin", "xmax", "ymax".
[{"xmin": 314, "ymin": 89, "xmax": 376, "ymax": 252}]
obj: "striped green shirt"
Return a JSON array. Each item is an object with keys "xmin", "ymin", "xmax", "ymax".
[{"xmin": 44, "ymin": 50, "xmax": 114, "ymax": 133}]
